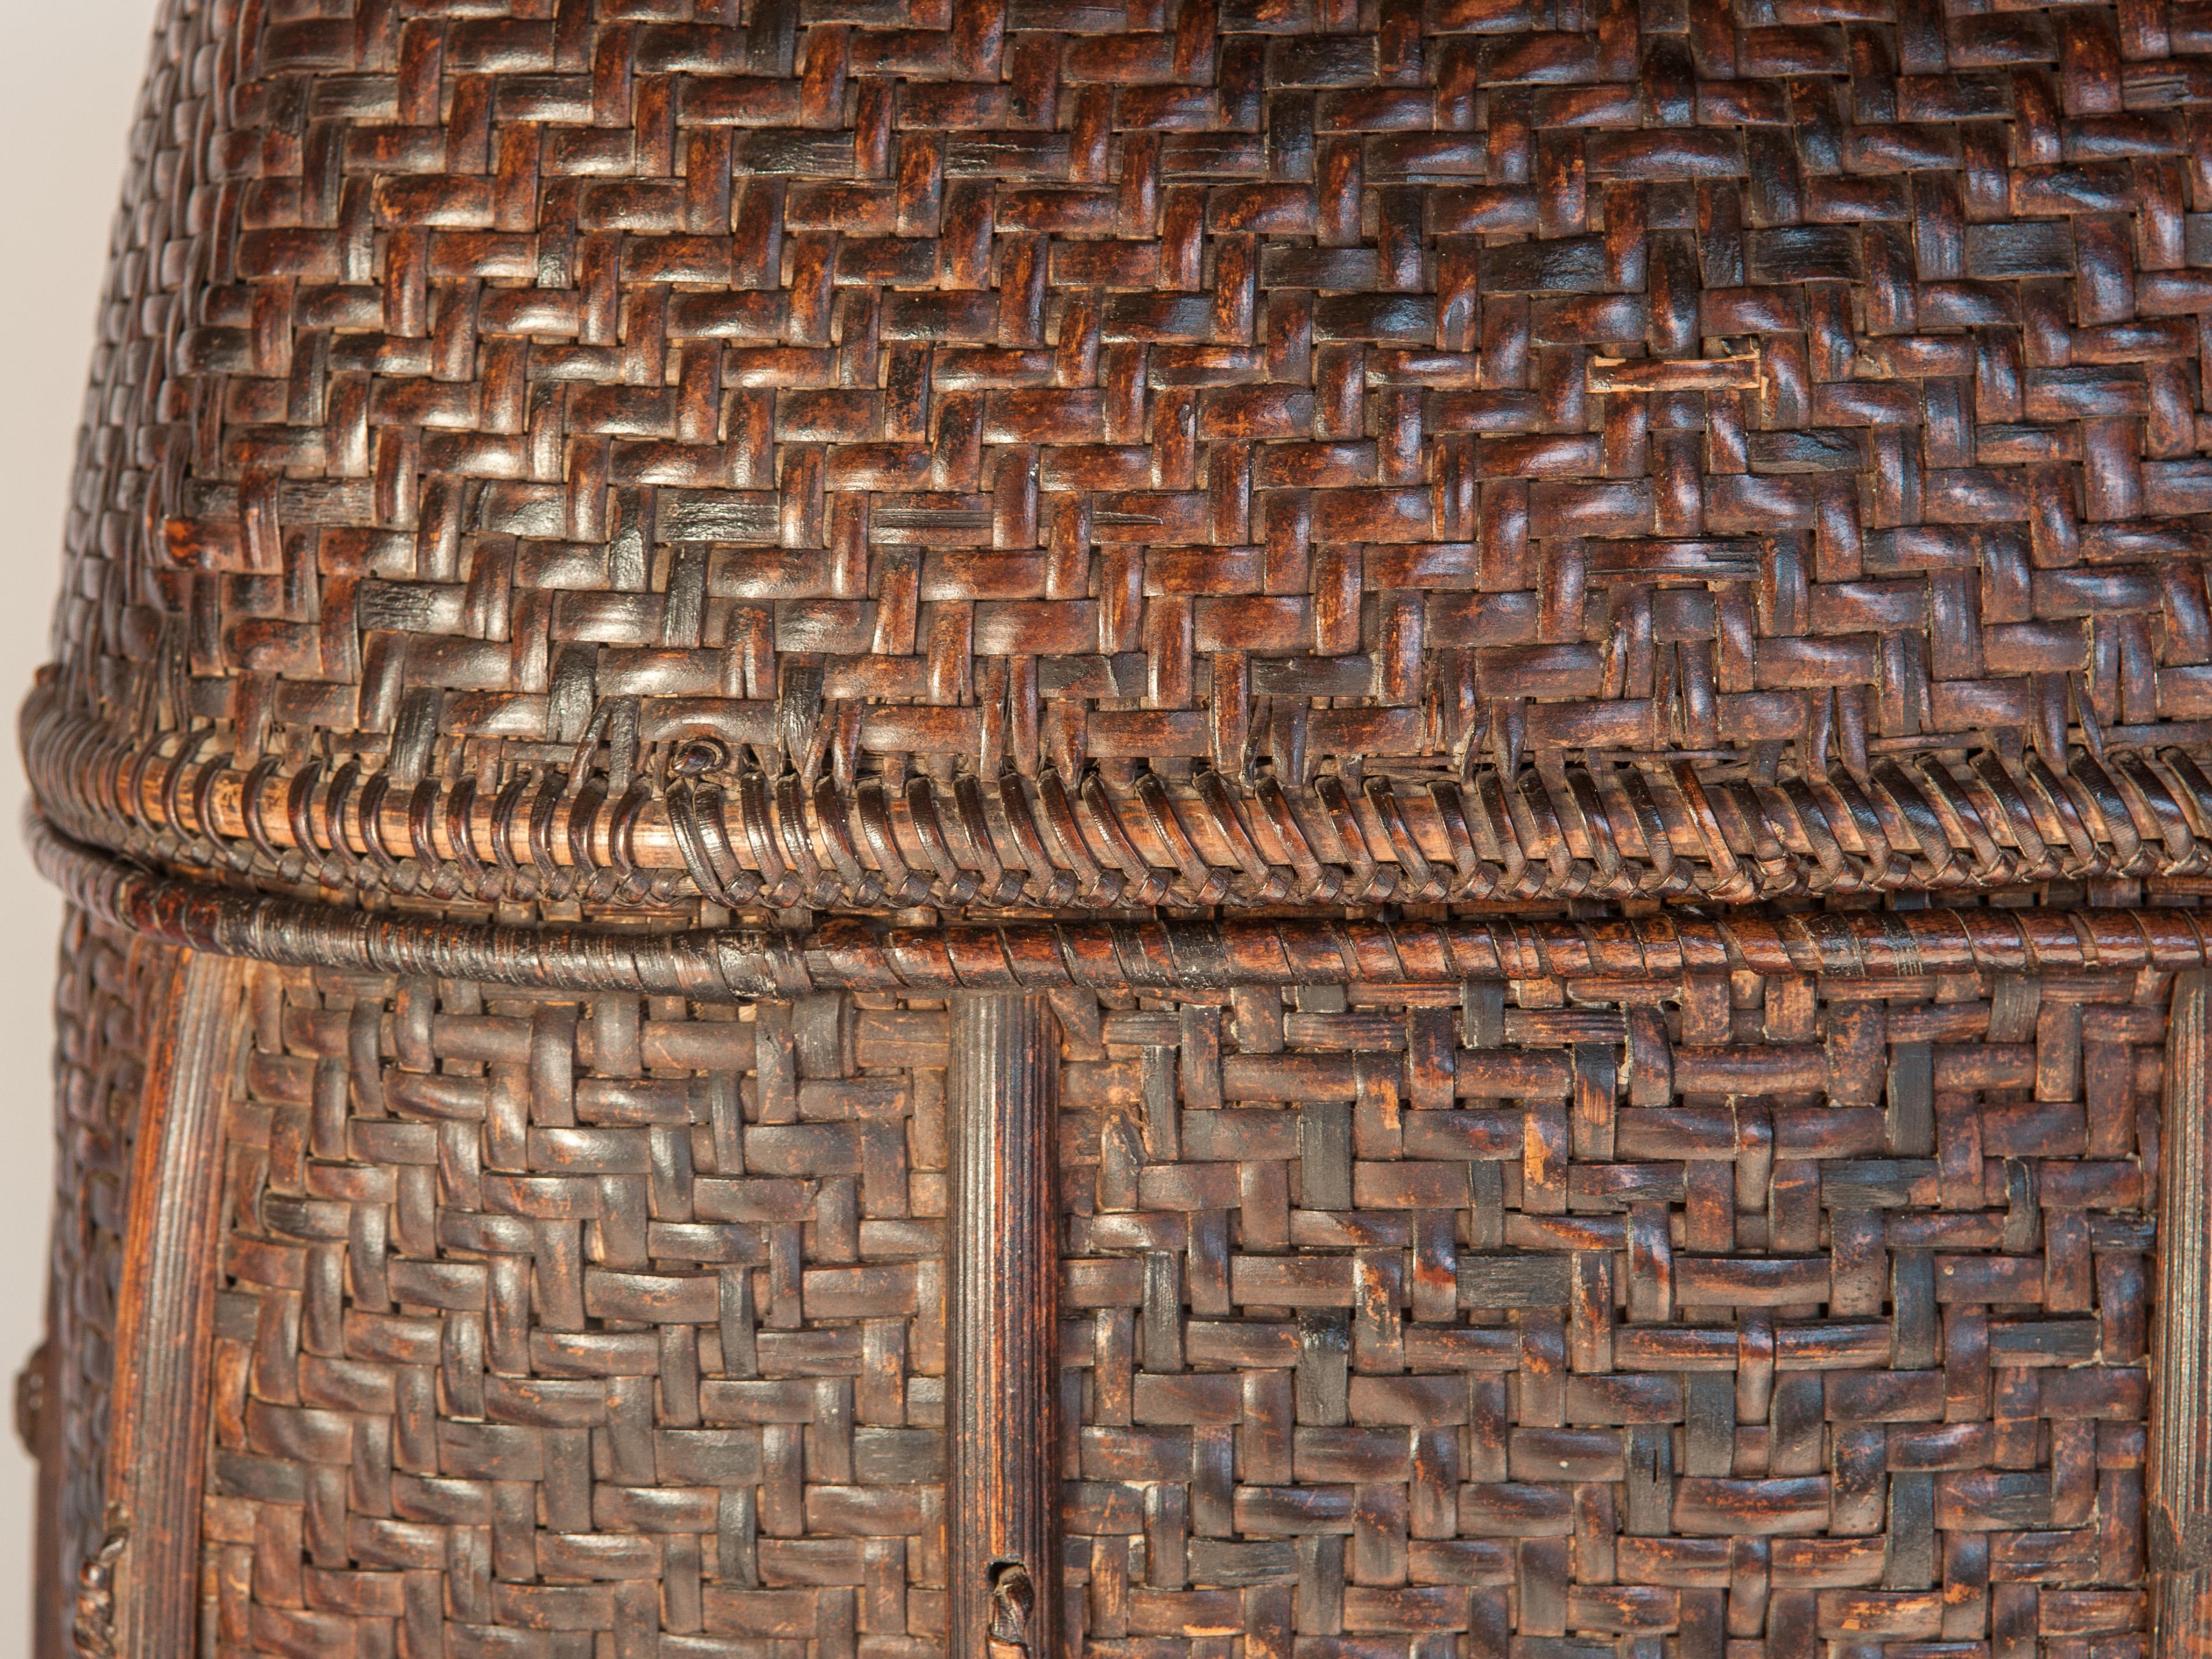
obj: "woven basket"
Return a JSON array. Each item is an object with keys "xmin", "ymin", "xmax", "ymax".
[{"xmin": 22, "ymin": 1, "xmax": 2212, "ymax": 1656}]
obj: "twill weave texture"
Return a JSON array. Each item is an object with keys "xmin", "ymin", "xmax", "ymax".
[{"xmin": 41, "ymin": 0, "xmax": 2212, "ymax": 911}]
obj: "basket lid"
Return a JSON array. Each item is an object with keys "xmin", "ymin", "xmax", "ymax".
[{"xmin": 27, "ymin": 0, "xmax": 2212, "ymax": 919}]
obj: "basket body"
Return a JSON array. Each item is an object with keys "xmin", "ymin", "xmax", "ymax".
[
  {"xmin": 26, "ymin": 0, "xmax": 2212, "ymax": 1655},
  {"xmin": 34, "ymin": 929, "xmax": 2182, "ymax": 1659}
]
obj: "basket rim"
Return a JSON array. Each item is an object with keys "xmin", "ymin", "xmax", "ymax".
[{"xmin": 27, "ymin": 684, "xmax": 2212, "ymax": 920}]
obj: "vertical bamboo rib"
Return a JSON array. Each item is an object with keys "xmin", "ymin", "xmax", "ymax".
[
  {"xmin": 948, "ymin": 993, "xmax": 1061, "ymax": 1659},
  {"xmin": 103, "ymin": 952, "xmax": 245, "ymax": 1657},
  {"xmin": 2155, "ymin": 972, "xmax": 2212, "ymax": 1658}
]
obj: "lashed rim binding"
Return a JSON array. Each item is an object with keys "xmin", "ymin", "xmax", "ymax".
[{"xmin": 29, "ymin": 690, "xmax": 2212, "ymax": 916}]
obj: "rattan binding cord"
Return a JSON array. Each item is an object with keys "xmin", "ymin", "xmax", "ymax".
[
  {"xmin": 37, "ymin": 0, "xmax": 2212, "ymax": 920},
  {"xmin": 30, "ymin": 685, "xmax": 2212, "ymax": 912}
]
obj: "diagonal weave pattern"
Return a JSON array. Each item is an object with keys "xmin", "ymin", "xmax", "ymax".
[
  {"xmin": 203, "ymin": 965, "xmax": 2154, "ymax": 1658},
  {"xmin": 29, "ymin": 0, "xmax": 2197, "ymax": 1654},
  {"xmin": 41, "ymin": 0, "xmax": 2212, "ymax": 913}
]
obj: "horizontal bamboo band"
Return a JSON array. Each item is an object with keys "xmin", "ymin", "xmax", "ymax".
[
  {"xmin": 30, "ymin": 694, "xmax": 2212, "ymax": 917},
  {"xmin": 30, "ymin": 809, "xmax": 2212, "ymax": 998}
]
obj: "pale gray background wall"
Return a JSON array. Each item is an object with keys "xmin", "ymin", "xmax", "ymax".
[{"xmin": 0, "ymin": 0, "xmax": 163, "ymax": 1640}]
